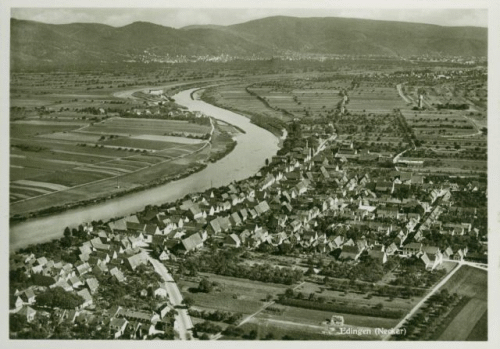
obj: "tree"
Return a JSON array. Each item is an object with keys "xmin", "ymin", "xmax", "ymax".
[
  {"xmin": 198, "ymin": 278, "xmax": 213, "ymax": 293},
  {"xmin": 63, "ymin": 227, "xmax": 71, "ymax": 238},
  {"xmin": 37, "ymin": 287, "xmax": 84, "ymax": 309},
  {"xmin": 10, "ymin": 314, "xmax": 26, "ymax": 333},
  {"xmin": 182, "ymin": 296, "xmax": 195, "ymax": 308},
  {"xmin": 264, "ymin": 332, "xmax": 275, "ymax": 340},
  {"xmin": 266, "ymin": 294, "xmax": 273, "ymax": 302},
  {"xmin": 247, "ymin": 329, "xmax": 258, "ymax": 340}
]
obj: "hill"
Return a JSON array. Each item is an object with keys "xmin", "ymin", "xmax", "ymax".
[{"xmin": 10, "ymin": 16, "xmax": 487, "ymax": 69}]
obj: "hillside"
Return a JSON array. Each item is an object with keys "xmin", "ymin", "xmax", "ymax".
[{"xmin": 10, "ymin": 16, "xmax": 487, "ymax": 69}]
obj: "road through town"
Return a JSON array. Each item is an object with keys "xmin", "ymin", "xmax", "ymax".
[{"xmin": 147, "ymin": 255, "xmax": 194, "ymax": 340}]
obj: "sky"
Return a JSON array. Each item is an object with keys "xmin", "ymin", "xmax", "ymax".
[{"xmin": 10, "ymin": 7, "xmax": 488, "ymax": 29}]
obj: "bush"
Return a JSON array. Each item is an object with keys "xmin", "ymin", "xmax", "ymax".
[{"xmin": 37, "ymin": 287, "xmax": 84, "ymax": 309}]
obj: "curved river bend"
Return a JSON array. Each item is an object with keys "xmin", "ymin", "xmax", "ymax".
[{"xmin": 10, "ymin": 88, "xmax": 279, "ymax": 251}]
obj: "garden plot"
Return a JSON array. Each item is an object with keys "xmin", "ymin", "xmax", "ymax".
[
  {"xmin": 131, "ymin": 134, "xmax": 204, "ymax": 144},
  {"xmin": 38, "ymin": 132, "xmax": 101, "ymax": 142},
  {"xmin": 13, "ymin": 180, "xmax": 69, "ymax": 191},
  {"xmin": 82, "ymin": 117, "xmax": 210, "ymax": 136}
]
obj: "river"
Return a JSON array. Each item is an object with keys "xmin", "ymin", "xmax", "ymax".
[{"xmin": 10, "ymin": 88, "xmax": 280, "ymax": 251}]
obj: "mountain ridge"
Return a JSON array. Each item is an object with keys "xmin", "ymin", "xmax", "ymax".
[{"xmin": 10, "ymin": 16, "xmax": 487, "ymax": 69}]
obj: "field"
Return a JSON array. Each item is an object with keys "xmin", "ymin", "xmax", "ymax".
[
  {"xmin": 9, "ymin": 72, "xmax": 242, "ymax": 217},
  {"xmin": 202, "ymin": 83, "xmax": 287, "ymax": 121},
  {"xmin": 435, "ymin": 266, "xmax": 487, "ymax": 340},
  {"xmin": 178, "ymin": 273, "xmax": 289, "ymax": 316},
  {"xmin": 10, "ymin": 117, "xmax": 209, "ymax": 205},
  {"xmin": 179, "ymin": 272, "xmax": 412, "ymax": 340}
]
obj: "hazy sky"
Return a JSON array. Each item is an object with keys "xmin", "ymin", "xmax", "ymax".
[{"xmin": 11, "ymin": 8, "xmax": 488, "ymax": 29}]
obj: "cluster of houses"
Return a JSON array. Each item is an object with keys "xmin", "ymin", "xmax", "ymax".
[
  {"xmin": 76, "ymin": 139, "xmax": 478, "ymax": 271},
  {"xmin": 9, "ymin": 230, "xmax": 173, "ymax": 337}
]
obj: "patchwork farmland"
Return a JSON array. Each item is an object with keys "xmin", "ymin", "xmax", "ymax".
[{"xmin": 9, "ymin": 114, "xmax": 225, "ymax": 216}]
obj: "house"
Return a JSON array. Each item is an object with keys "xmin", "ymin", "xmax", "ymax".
[
  {"xmin": 76, "ymin": 262, "xmax": 92, "ymax": 276},
  {"xmin": 86, "ymin": 278, "xmax": 99, "ymax": 294},
  {"xmin": 239, "ymin": 208, "xmax": 249, "ymax": 222},
  {"xmin": 454, "ymin": 248, "xmax": 468, "ymax": 261},
  {"xmin": 69, "ymin": 276, "xmax": 84, "ymax": 289},
  {"xmin": 119, "ymin": 308, "xmax": 159, "ymax": 324},
  {"xmin": 255, "ymin": 200, "xmax": 271, "ymax": 215},
  {"xmin": 16, "ymin": 305, "xmax": 37, "ymax": 323},
  {"xmin": 10, "ymin": 295, "xmax": 24, "ymax": 311},
  {"xmin": 109, "ymin": 317, "xmax": 128, "ymax": 338},
  {"xmin": 442, "ymin": 246, "xmax": 454, "ymax": 259},
  {"xmin": 402, "ymin": 242, "xmax": 422, "ymax": 256},
  {"xmin": 35, "ymin": 256, "xmax": 48, "ymax": 267},
  {"xmin": 77, "ymin": 288, "xmax": 93, "ymax": 309},
  {"xmin": 229, "ymin": 212, "xmax": 242, "ymax": 226},
  {"xmin": 108, "ymin": 219, "xmax": 128, "ymax": 233},
  {"xmin": 375, "ymin": 181, "xmax": 394, "ymax": 193},
  {"xmin": 153, "ymin": 287, "xmax": 168, "ymax": 299},
  {"xmin": 224, "ymin": 234, "xmax": 241, "ymax": 248},
  {"xmin": 110, "ymin": 267, "xmax": 126, "ymax": 282},
  {"xmin": 51, "ymin": 279, "xmax": 73, "ymax": 292},
  {"xmin": 385, "ymin": 242, "xmax": 399, "ymax": 255},
  {"xmin": 125, "ymin": 252, "xmax": 148, "ymax": 271},
  {"xmin": 188, "ymin": 204, "xmax": 203, "ymax": 220},
  {"xmin": 339, "ymin": 245, "xmax": 363, "ymax": 261},
  {"xmin": 421, "ymin": 251, "xmax": 443, "ymax": 270},
  {"xmin": 368, "ymin": 249, "xmax": 388, "ymax": 264},
  {"xmin": 208, "ymin": 218, "xmax": 222, "ymax": 235},
  {"xmin": 179, "ymin": 233, "xmax": 204, "ymax": 254},
  {"xmin": 158, "ymin": 250, "xmax": 170, "ymax": 261},
  {"xmin": 156, "ymin": 303, "xmax": 172, "ymax": 319},
  {"xmin": 20, "ymin": 289, "xmax": 36, "ymax": 305}
]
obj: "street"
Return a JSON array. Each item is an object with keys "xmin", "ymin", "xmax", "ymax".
[{"xmin": 147, "ymin": 255, "xmax": 194, "ymax": 340}]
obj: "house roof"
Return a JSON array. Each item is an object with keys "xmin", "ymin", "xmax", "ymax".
[
  {"xmin": 77, "ymin": 288, "xmax": 93, "ymax": 302},
  {"xmin": 181, "ymin": 233, "xmax": 203, "ymax": 252},
  {"xmin": 86, "ymin": 278, "xmax": 99, "ymax": 291},
  {"xmin": 110, "ymin": 317, "xmax": 127, "ymax": 328},
  {"xmin": 227, "ymin": 234, "xmax": 241, "ymax": 245},
  {"xmin": 422, "ymin": 246, "xmax": 439, "ymax": 255},
  {"xmin": 17, "ymin": 305, "xmax": 36, "ymax": 317},
  {"xmin": 144, "ymin": 224, "xmax": 159, "ymax": 235},
  {"xmin": 127, "ymin": 252, "xmax": 148, "ymax": 270},
  {"xmin": 421, "ymin": 253, "xmax": 431, "ymax": 265},
  {"xmin": 404, "ymin": 242, "xmax": 422, "ymax": 249}
]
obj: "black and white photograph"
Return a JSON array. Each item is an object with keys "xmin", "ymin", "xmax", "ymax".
[{"xmin": 2, "ymin": 0, "xmax": 497, "ymax": 345}]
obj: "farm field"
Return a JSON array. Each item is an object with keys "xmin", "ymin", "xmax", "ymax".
[
  {"xmin": 256, "ymin": 303, "xmax": 399, "ymax": 330},
  {"xmin": 9, "ymin": 87, "xmax": 240, "ymax": 217},
  {"xmin": 295, "ymin": 281, "xmax": 420, "ymax": 313},
  {"xmin": 436, "ymin": 266, "xmax": 487, "ymax": 341},
  {"xmin": 81, "ymin": 117, "xmax": 210, "ymax": 136},
  {"xmin": 178, "ymin": 273, "xmax": 289, "ymax": 316},
  {"xmin": 10, "ymin": 117, "xmax": 209, "ymax": 203},
  {"xmin": 178, "ymin": 272, "xmax": 409, "ymax": 336},
  {"xmin": 202, "ymin": 83, "xmax": 287, "ymax": 122}
]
